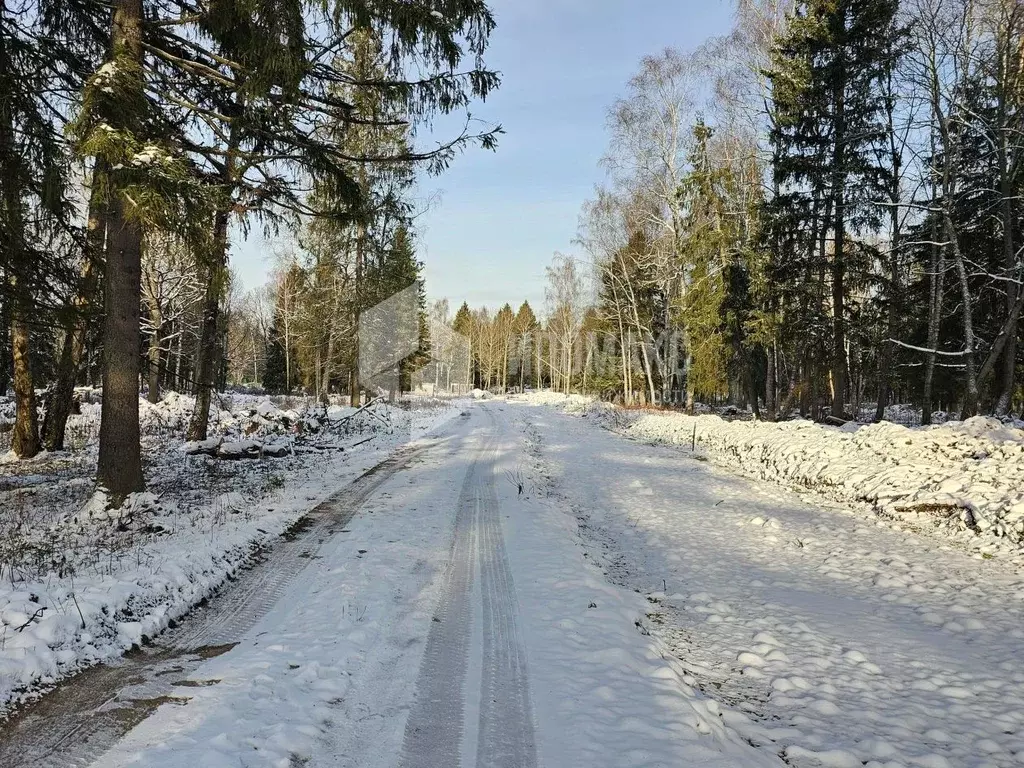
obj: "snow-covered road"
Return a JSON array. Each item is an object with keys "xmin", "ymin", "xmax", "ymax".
[
  {"xmin": 528, "ymin": 403, "xmax": 1024, "ymax": 768},
  {"xmin": 399, "ymin": 407, "xmax": 536, "ymax": 768},
  {"xmin": 4, "ymin": 400, "xmax": 1022, "ymax": 768}
]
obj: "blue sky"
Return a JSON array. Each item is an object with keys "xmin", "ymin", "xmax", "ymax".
[{"xmin": 232, "ymin": 0, "xmax": 735, "ymax": 314}]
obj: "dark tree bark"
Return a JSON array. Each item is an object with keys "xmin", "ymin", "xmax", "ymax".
[
  {"xmin": 875, "ymin": 84, "xmax": 902, "ymax": 423},
  {"xmin": 830, "ymin": 53, "xmax": 848, "ymax": 420},
  {"xmin": 921, "ymin": 216, "xmax": 944, "ymax": 426},
  {"xmin": 146, "ymin": 304, "xmax": 162, "ymax": 404},
  {"xmin": 44, "ymin": 183, "xmax": 103, "ymax": 451},
  {"xmin": 96, "ymin": 0, "xmax": 145, "ymax": 501},
  {"xmin": 97, "ymin": 197, "xmax": 144, "ymax": 498},
  {"xmin": 0, "ymin": 43, "xmax": 39, "ymax": 457},
  {"xmin": 994, "ymin": 41, "xmax": 1020, "ymax": 416},
  {"xmin": 10, "ymin": 301, "xmax": 40, "ymax": 458},
  {"xmin": 44, "ymin": 298, "xmax": 91, "ymax": 451}
]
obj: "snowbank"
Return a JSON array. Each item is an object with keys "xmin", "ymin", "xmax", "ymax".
[
  {"xmin": 0, "ymin": 392, "xmax": 464, "ymax": 716},
  {"xmin": 519, "ymin": 392, "xmax": 1024, "ymax": 556}
]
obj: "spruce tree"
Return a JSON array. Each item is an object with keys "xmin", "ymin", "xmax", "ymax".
[
  {"xmin": 68, "ymin": 0, "xmax": 498, "ymax": 494},
  {"xmin": 263, "ymin": 320, "xmax": 288, "ymax": 395},
  {"xmin": 452, "ymin": 302, "xmax": 475, "ymax": 387},
  {"xmin": 767, "ymin": 0, "xmax": 902, "ymax": 418},
  {"xmin": 0, "ymin": 2, "xmax": 86, "ymax": 458}
]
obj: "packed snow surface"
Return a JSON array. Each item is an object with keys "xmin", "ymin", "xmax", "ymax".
[
  {"xmin": 521, "ymin": 399, "xmax": 1024, "ymax": 768},
  {"xmin": 0, "ymin": 391, "xmax": 462, "ymax": 715},
  {"xmin": 82, "ymin": 404, "xmax": 778, "ymax": 768},
  {"xmin": 520, "ymin": 391, "xmax": 1024, "ymax": 559}
]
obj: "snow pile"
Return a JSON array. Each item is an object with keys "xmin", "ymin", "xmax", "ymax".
[
  {"xmin": 520, "ymin": 392, "xmax": 1024, "ymax": 555},
  {"xmin": 0, "ymin": 393, "xmax": 464, "ymax": 716}
]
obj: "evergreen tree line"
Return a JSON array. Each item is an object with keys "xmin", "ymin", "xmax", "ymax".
[
  {"xmin": 0, "ymin": 0, "xmax": 498, "ymax": 501},
  {"xmin": 455, "ymin": 0, "xmax": 1024, "ymax": 422}
]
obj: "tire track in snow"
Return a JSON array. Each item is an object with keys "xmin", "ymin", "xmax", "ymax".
[
  {"xmin": 398, "ymin": 438, "xmax": 481, "ymax": 767},
  {"xmin": 0, "ymin": 444, "xmax": 426, "ymax": 768},
  {"xmin": 170, "ymin": 443, "xmax": 427, "ymax": 652},
  {"xmin": 400, "ymin": 407, "xmax": 536, "ymax": 768},
  {"xmin": 476, "ymin": 412, "xmax": 536, "ymax": 768}
]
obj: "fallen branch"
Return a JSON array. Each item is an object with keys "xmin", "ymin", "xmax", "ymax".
[{"xmin": 14, "ymin": 607, "xmax": 46, "ymax": 633}]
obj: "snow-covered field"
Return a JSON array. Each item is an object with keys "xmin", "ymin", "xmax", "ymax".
[
  {"xmin": 0, "ymin": 391, "xmax": 463, "ymax": 717},
  {"xmin": 518, "ymin": 392, "xmax": 1024, "ymax": 561}
]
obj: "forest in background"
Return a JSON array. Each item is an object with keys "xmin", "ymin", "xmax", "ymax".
[
  {"xmin": 448, "ymin": 0, "xmax": 1024, "ymax": 426},
  {"xmin": 0, "ymin": 0, "xmax": 498, "ymax": 499},
  {"xmin": 4, "ymin": 0, "xmax": 1024, "ymax": 502}
]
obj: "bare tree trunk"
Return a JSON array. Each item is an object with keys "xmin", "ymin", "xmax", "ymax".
[
  {"xmin": 830, "ymin": 36, "xmax": 849, "ymax": 420},
  {"xmin": 174, "ymin": 326, "xmax": 183, "ymax": 392},
  {"xmin": 10, "ymin": 302, "xmax": 40, "ymax": 458},
  {"xmin": 58, "ymin": 222, "xmax": 104, "ymax": 441},
  {"xmin": 831, "ymin": 185, "xmax": 847, "ymax": 418},
  {"xmin": 187, "ymin": 208, "xmax": 229, "ymax": 441},
  {"xmin": 800, "ymin": 351, "xmax": 811, "ymax": 418},
  {"xmin": 97, "ymin": 196, "xmax": 144, "ymax": 498},
  {"xmin": 321, "ymin": 320, "xmax": 336, "ymax": 404},
  {"xmin": 350, "ymin": 174, "xmax": 367, "ymax": 407},
  {"xmin": 975, "ymin": 123, "xmax": 1024, "ymax": 411},
  {"xmin": 617, "ymin": 318, "xmax": 630, "ymax": 403},
  {"xmin": 534, "ymin": 330, "xmax": 541, "ymax": 389},
  {"xmin": 1, "ymin": 186, "xmax": 37, "ymax": 456},
  {"xmin": 96, "ymin": 0, "xmax": 146, "ymax": 500},
  {"xmin": 976, "ymin": 288, "xmax": 1024, "ymax": 402},
  {"xmin": 284, "ymin": 294, "xmax": 291, "ymax": 395},
  {"xmin": 0, "ymin": 329, "xmax": 7, "ymax": 396},
  {"xmin": 684, "ymin": 351, "xmax": 695, "ymax": 414},
  {"xmin": 876, "ymin": 98, "xmax": 902, "ymax": 423},
  {"xmin": 921, "ymin": 217, "xmax": 944, "ymax": 425},
  {"xmin": 947, "ymin": 211, "xmax": 979, "ymax": 418},
  {"xmin": 994, "ymin": 34, "xmax": 1020, "ymax": 415},
  {"xmin": 44, "ymin": 215, "xmax": 101, "ymax": 451},
  {"xmin": 46, "ymin": 330, "xmax": 78, "ymax": 449},
  {"xmin": 146, "ymin": 303, "xmax": 162, "ymax": 404},
  {"xmin": 0, "ymin": 55, "xmax": 39, "ymax": 457},
  {"xmin": 314, "ymin": 346, "xmax": 321, "ymax": 400}
]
